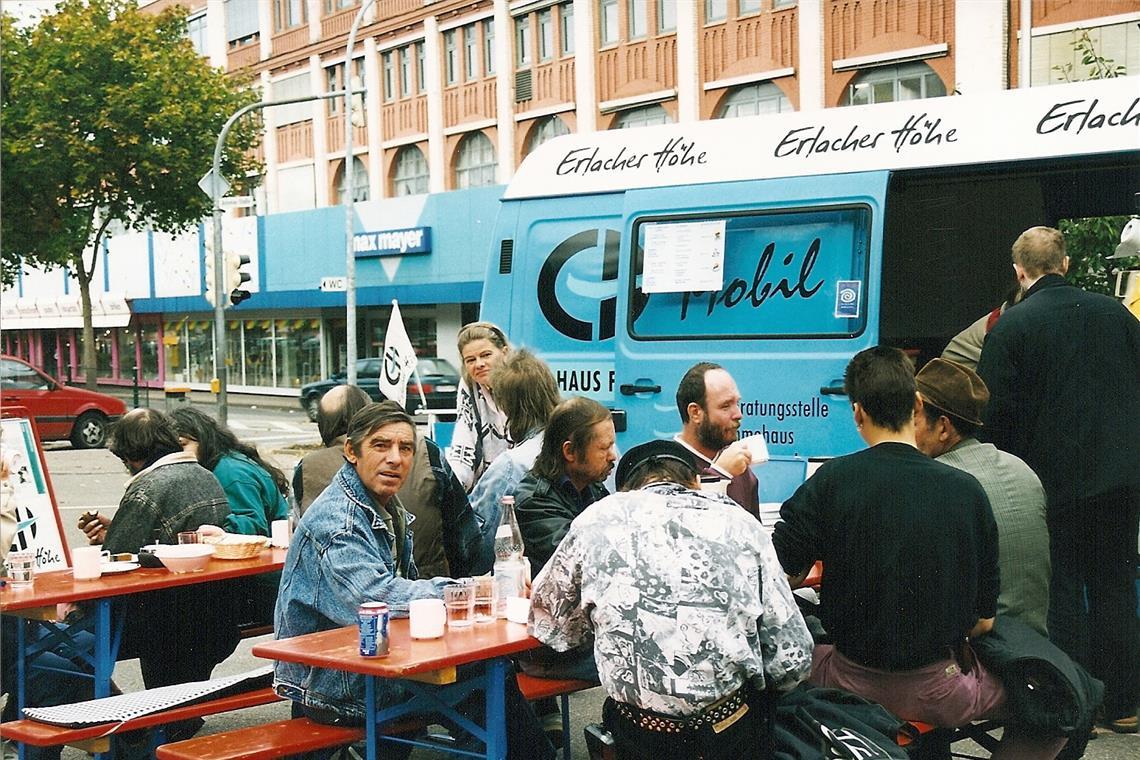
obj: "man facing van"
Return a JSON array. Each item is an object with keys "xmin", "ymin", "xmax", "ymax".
[{"xmin": 674, "ymin": 362, "xmax": 760, "ymax": 518}]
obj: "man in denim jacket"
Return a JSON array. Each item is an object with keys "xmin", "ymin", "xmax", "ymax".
[{"xmin": 274, "ymin": 401, "xmax": 552, "ymax": 758}]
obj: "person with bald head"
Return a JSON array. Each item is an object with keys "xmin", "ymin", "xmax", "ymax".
[
  {"xmin": 293, "ymin": 384, "xmax": 372, "ymax": 514},
  {"xmin": 674, "ymin": 362, "xmax": 761, "ymax": 517}
]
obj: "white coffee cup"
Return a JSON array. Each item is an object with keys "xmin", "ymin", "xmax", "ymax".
[
  {"xmin": 270, "ymin": 519, "xmax": 292, "ymax": 549},
  {"xmin": 72, "ymin": 546, "xmax": 110, "ymax": 581},
  {"xmin": 409, "ymin": 598, "xmax": 446, "ymax": 639},
  {"xmin": 505, "ymin": 596, "xmax": 531, "ymax": 625},
  {"xmin": 738, "ymin": 434, "xmax": 769, "ymax": 464}
]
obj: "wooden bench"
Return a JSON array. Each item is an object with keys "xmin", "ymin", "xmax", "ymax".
[
  {"xmin": 0, "ymin": 686, "xmax": 282, "ymax": 756},
  {"xmin": 156, "ymin": 673, "xmax": 597, "ymax": 760}
]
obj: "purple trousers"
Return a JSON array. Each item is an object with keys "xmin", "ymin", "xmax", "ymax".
[{"xmin": 810, "ymin": 645, "xmax": 1066, "ymax": 760}]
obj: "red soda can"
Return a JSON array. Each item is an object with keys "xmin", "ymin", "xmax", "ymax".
[{"xmin": 358, "ymin": 602, "xmax": 390, "ymax": 657}]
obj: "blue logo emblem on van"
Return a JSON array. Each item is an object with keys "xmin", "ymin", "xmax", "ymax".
[{"xmin": 539, "ymin": 229, "xmax": 621, "ymax": 341}]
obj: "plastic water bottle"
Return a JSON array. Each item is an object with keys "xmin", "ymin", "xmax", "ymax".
[{"xmin": 493, "ymin": 495, "xmax": 527, "ymax": 618}]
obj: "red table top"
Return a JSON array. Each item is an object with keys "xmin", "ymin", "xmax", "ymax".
[
  {"xmin": 252, "ymin": 618, "xmax": 540, "ymax": 678},
  {"xmin": 0, "ymin": 548, "xmax": 287, "ymax": 612}
]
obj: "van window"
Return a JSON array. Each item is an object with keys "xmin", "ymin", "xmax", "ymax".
[{"xmin": 629, "ymin": 206, "xmax": 870, "ymax": 339}]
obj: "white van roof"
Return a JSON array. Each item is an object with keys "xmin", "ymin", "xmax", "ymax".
[{"xmin": 505, "ymin": 77, "xmax": 1139, "ymax": 200}]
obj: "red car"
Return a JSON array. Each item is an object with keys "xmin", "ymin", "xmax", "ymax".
[{"xmin": 0, "ymin": 355, "xmax": 127, "ymax": 448}]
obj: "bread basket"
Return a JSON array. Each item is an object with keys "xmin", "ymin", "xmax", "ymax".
[{"xmin": 202, "ymin": 533, "xmax": 269, "ymax": 560}]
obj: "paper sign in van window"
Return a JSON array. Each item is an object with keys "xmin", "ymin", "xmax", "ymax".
[{"xmin": 642, "ymin": 220, "xmax": 726, "ymax": 293}]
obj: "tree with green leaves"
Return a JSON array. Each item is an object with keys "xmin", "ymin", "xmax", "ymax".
[
  {"xmin": 1, "ymin": 0, "xmax": 261, "ymax": 388},
  {"xmin": 1053, "ymin": 29, "xmax": 1136, "ymax": 296}
]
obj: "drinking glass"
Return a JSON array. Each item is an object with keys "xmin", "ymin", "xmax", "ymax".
[
  {"xmin": 177, "ymin": 531, "xmax": 200, "ymax": 545},
  {"xmin": 6, "ymin": 550, "xmax": 36, "ymax": 588},
  {"xmin": 473, "ymin": 576, "xmax": 496, "ymax": 624},
  {"xmin": 444, "ymin": 584, "xmax": 474, "ymax": 628}
]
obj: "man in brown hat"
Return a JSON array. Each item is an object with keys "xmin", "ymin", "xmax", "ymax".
[{"xmin": 914, "ymin": 358, "xmax": 1050, "ymax": 636}]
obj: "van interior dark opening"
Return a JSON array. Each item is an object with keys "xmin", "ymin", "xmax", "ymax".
[{"xmin": 880, "ymin": 152, "xmax": 1140, "ymax": 370}]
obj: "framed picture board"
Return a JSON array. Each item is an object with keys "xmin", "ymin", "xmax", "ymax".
[{"xmin": 2, "ymin": 407, "xmax": 70, "ymax": 570}]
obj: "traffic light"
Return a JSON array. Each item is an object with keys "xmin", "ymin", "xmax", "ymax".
[
  {"xmin": 349, "ymin": 75, "xmax": 366, "ymax": 128},
  {"xmin": 203, "ymin": 238, "xmax": 218, "ymax": 308},
  {"xmin": 225, "ymin": 252, "xmax": 252, "ymax": 306}
]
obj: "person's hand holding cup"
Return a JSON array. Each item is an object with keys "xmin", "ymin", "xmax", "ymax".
[{"xmin": 713, "ymin": 439, "xmax": 753, "ymax": 477}]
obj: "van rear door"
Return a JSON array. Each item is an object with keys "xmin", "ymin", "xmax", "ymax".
[
  {"xmin": 485, "ymin": 194, "xmax": 624, "ymax": 404},
  {"xmin": 613, "ymin": 171, "xmax": 888, "ymax": 460}
]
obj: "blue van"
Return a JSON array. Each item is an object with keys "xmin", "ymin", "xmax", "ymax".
[{"xmin": 480, "ymin": 77, "xmax": 1139, "ymax": 472}]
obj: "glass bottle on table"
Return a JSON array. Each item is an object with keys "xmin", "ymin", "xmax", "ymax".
[{"xmin": 493, "ymin": 495, "xmax": 527, "ymax": 618}]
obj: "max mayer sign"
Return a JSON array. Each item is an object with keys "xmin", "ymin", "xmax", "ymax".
[{"xmin": 353, "ymin": 227, "xmax": 432, "ymax": 258}]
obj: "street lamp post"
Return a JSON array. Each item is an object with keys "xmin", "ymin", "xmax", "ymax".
[
  {"xmin": 209, "ymin": 90, "xmax": 351, "ymax": 424},
  {"xmin": 343, "ymin": 0, "xmax": 378, "ymax": 386}
]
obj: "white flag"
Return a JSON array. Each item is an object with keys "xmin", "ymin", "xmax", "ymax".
[{"xmin": 378, "ymin": 300, "xmax": 417, "ymax": 408}]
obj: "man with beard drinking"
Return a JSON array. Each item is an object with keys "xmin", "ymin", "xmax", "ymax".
[{"xmin": 673, "ymin": 362, "xmax": 760, "ymax": 518}]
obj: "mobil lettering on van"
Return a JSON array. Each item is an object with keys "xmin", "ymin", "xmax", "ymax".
[{"xmin": 479, "ymin": 76, "xmax": 1139, "ymax": 488}]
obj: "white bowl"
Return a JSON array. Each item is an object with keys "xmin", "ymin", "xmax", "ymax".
[{"xmin": 151, "ymin": 544, "xmax": 214, "ymax": 573}]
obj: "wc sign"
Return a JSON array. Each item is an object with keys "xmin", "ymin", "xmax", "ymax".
[{"xmin": 353, "ymin": 227, "xmax": 432, "ymax": 257}]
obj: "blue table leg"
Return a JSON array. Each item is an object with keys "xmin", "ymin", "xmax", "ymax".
[
  {"xmin": 16, "ymin": 618, "xmax": 27, "ymax": 710},
  {"xmin": 93, "ymin": 600, "xmax": 112, "ymax": 698},
  {"xmin": 484, "ymin": 658, "xmax": 507, "ymax": 760},
  {"xmin": 366, "ymin": 674, "xmax": 377, "ymax": 760}
]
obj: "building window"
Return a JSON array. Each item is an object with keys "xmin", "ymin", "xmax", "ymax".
[
  {"xmin": 538, "ymin": 10, "xmax": 553, "ymax": 61},
  {"xmin": 382, "ymin": 52, "xmax": 394, "ymax": 100},
  {"xmin": 774, "ymin": 0, "xmax": 797, "ymax": 7},
  {"xmin": 560, "ymin": 2, "xmax": 574, "ymax": 54},
  {"xmin": 515, "ymin": 16, "xmax": 532, "ymax": 67},
  {"xmin": 612, "ymin": 103, "xmax": 671, "ymax": 129},
  {"xmin": 454, "ymin": 131, "xmax": 497, "ymax": 188},
  {"xmin": 325, "ymin": 0, "xmax": 356, "ymax": 12},
  {"xmin": 739, "ymin": 0, "xmax": 761, "ymax": 15},
  {"xmin": 393, "ymin": 145, "xmax": 429, "ymax": 196},
  {"xmin": 844, "ymin": 61, "xmax": 946, "ymax": 106},
  {"xmin": 629, "ymin": 0, "xmax": 647, "ymax": 39},
  {"xmin": 526, "ymin": 115, "xmax": 570, "ymax": 156},
  {"xmin": 399, "ymin": 46, "xmax": 411, "ymax": 96},
  {"xmin": 483, "ymin": 20, "xmax": 495, "ymax": 74},
  {"xmin": 599, "ymin": 0, "xmax": 618, "ymax": 45},
  {"xmin": 325, "ymin": 64, "xmax": 342, "ymax": 114},
  {"xmin": 186, "ymin": 12, "xmax": 208, "ymax": 57},
  {"xmin": 225, "ymin": 0, "xmax": 259, "ymax": 46},
  {"xmin": 1031, "ymin": 22, "xmax": 1140, "ymax": 85},
  {"xmin": 705, "ymin": 0, "xmax": 727, "ymax": 23},
  {"xmin": 274, "ymin": 319, "xmax": 322, "ymax": 387},
  {"xmin": 444, "ymin": 30, "xmax": 457, "ymax": 84},
  {"xmin": 464, "ymin": 24, "xmax": 479, "ymax": 80},
  {"xmin": 271, "ymin": 72, "xmax": 312, "ymax": 127},
  {"xmin": 717, "ymin": 82, "xmax": 792, "ymax": 118},
  {"xmin": 656, "ymin": 0, "xmax": 675, "ymax": 32},
  {"xmin": 274, "ymin": 0, "xmax": 306, "ymax": 32},
  {"xmin": 336, "ymin": 157, "xmax": 369, "ymax": 204},
  {"xmin": 416, "ymin": 42, "xmax": 425, "ymax": 90}
]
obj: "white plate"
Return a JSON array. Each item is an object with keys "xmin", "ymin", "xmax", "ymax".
[{"xmin": 101, "ymin": 561, "xmax": 141, "ymax": 574}]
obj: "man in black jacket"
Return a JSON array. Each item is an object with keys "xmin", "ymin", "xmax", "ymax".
[
  {"xmin": 515, "ymin": 396, "xmax": 614, "ymax": 577},
  {"xmin": 977, "ymin": 225, "xmax": 1140, "ymax": 733}
]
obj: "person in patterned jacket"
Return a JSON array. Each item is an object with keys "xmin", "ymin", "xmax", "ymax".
[{"xmin": 530, "ymin": 439, "xmax": 813, "ymax": 759}]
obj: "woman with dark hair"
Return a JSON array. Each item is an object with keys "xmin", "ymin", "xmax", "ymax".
[{"xmin": 170, "ymin": 406, "xmax": 289, "ymax": 537}]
